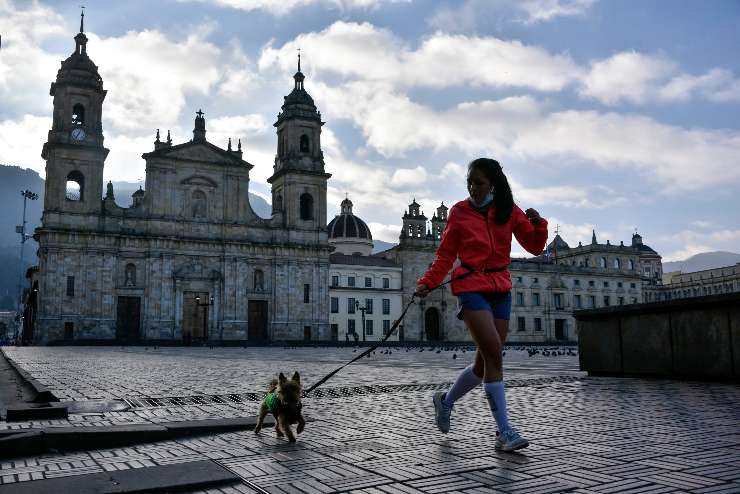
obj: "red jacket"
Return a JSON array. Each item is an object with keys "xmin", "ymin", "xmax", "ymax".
[{"xmin": 418, "ymin": 200, "xmax": 548, "ymax": 295}]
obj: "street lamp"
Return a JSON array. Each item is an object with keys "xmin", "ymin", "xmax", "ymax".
[
  {"xmin": 355, "ymin": 300, "xmax": 368, "ymax": 342},
  {"xmin": 195, "ymin": 294, "xmax": 214, "ymax": 342},
  {"xmin": 15, "ymin": 189, "xmax": 38, "ymax": 344}
]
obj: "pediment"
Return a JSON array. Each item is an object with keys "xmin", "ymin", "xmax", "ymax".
[
  {"xmin": 167, "ymin": 145, "xmax": 232, "ymax": 164},
  {"xmin": 173, "ymin": 260, "xmax": 222, "ymax": 280},
  {"xmin": 181, "ymin": 175, "xmax": 218, "ymax": 188}
]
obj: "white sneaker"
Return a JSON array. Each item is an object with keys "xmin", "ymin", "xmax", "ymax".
[{"xmin": 495, "ymin": 428, "xmax": 529, "ymax": 451}]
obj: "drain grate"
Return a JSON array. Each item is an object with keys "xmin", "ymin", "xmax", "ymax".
[{"xmin": 121, "ymin": 375, "xmax": 582, "ymax": 409}]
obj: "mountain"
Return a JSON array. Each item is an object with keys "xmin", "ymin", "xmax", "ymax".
[
  {"xmin": 372, "ymin": 239, "xmax": 397, "ymax": 254},
  {"xmin": 663, "ymin": 251, "xmax": 740, "ymax": 273}
]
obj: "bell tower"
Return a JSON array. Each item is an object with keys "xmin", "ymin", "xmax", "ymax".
[
  {"xmin": 41, "ymin": 9, "xmax": 108, "ymax": 218},
  {"xmin": 267, "ymin": 52, "xmax": 331, "ymax": 233}
]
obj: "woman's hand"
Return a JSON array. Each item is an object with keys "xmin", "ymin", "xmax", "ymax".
[
  {"xmin": 414, "ymin": 283, "xmax": 430, "ymax": 298},
  {"xmin": 525, "ymin": 208, "xmax": 542, "ymax": 225}
]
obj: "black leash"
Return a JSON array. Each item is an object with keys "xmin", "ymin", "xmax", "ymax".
[{"xmin": 303, "ymin": 261, "xmax": 508, "ymax": 394}]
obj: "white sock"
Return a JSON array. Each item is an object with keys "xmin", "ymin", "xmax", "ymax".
[
  {"xmin": 483, "ymin": 381, "xmax": 511, "ymax": 433},
  {"xmin": 442, "ymin": 365, "xmax": 482, "ymax": 407}
]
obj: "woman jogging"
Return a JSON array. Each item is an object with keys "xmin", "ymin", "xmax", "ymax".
[{"xmin": 414, "ymin": 157, "xmax": 548, "ymax": 452}]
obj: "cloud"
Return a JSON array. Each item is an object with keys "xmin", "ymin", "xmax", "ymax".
[
  {"xmin": 309, "ymin": 79, "xmax": 740, "ymax": 192},
  {"xmin": 519, "ymin": 0, "xmax": 596, "ymax": 24},
  {"xmin": 660, "ymin": 68, "xmax": 740, "ymax": 103},
  {"xmin": 259, "ymin": 22, "xmax": 582, "ymax": 92},
  {"xmin": 510, "ymin": 180, "xmax": 625, "ymax": 209},
  {"xmin": 180, "ymin": 0, "xmax": 407, "ymax": 15},
  {"xmin": 580, "ymin": 51, "xmax": 676, "ymax": 105},
  {"xmin": 390, "ymin": 166, "xmax": 427, "ymax": 187},
  {"xmin": 0, "ymin": 114, "xmax": 52, "ymax": 177},
  {"xmin": 658, "ymin": 228, "xmax": 740, "ymax": 262},
  {"xmin": 0, "ymin": 0, "xmax": 66, "ymax": 115}
]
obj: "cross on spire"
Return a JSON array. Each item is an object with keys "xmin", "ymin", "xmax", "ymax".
[
  {"xmin": 297, "ymin": 48, "xmax": 301, "ymax": 72},
  {"xmin": 196, "ymin": 109, "xmax": 204, "ymax": 118},
  {"xmin": 554, "ymin": 224, "xmax": 561, "ymax": 236},
  {"xmin": 80, "ymin": 5, "xmax": 85, "ymax": 33}
]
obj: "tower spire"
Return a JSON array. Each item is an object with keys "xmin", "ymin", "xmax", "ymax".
[
  {"xmin": 80, "ymin": 6, "xmax": 85, "ymax": 33},
  {"xmin": 298, "ymin": 48, "xmax": 301, "ymax": 72}
]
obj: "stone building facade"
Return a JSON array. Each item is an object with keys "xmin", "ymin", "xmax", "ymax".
[
  {"xmin": 377, "ymin": 200, "xmax": 653, "ymax": 344},
  {"xmin": 28, "ymin": 22, "xmax": 331, "ymax": 344},
  {"xmin": 653, "ymin": 263, "xmax": 740, "ymax": 301}
]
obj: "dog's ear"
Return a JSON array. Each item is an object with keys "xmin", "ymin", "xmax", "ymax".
[
  {"xmin": 292, "ymin": 371, "xmax": 300, "ymax": 384},
  {"xmin": 278, "ymin": 372, "xmax": 286, "ymax": 384}
]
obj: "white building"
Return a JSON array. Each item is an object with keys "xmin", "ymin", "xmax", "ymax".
[{"xmin": 327, "ymin": 198, "xmax": 403, "ymax": 342}]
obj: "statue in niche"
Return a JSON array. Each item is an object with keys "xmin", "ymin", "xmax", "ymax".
[
  {"xmin": 192, "ymin": 190, "xmax": 207, "ymax": 218},
  {"xmin": 124, "ymin": 264, "xmax": 136, "ymax": 287}
]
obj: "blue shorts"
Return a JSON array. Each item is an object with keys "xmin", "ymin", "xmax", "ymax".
[{"xmin": 457, "ymin": 291, "xmax": 512, "ymax": 321}]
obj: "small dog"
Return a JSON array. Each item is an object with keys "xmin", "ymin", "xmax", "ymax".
[{"xmin": 254, "ymin": 371, "xmax": 305, "ymax": 442}]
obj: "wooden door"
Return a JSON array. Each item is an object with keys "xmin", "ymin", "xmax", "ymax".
[
  {"xmin": 425, "ymin": 308, "xmax": 441, "ymax": 341},
  {"xmin": 116, "ymin": 296, "xmax": 141, "ymax": 340},
  {"xmin": 183, "ymin": 291, "xmax": 208, "ymax": 340},
  {"xmin": 248, "ymin": 300, "xmax": 268, "ymax": 342}
]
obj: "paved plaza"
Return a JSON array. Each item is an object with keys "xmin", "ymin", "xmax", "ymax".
[{"xmin": 1, "ymin": 346, "xmax": 739, "ymax": 493}]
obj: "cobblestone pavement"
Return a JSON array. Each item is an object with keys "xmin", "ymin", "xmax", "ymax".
[{"xmin": 2, "ymin": 347, "xmax": 739, "ymax": 494}]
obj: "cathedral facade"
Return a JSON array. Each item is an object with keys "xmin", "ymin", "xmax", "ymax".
[{"xmin": 27, "ymin": 23, "xmax": 331, "ymax": 344}]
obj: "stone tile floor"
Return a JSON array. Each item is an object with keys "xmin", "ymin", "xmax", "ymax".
[{"xmin": 2, "ymin": 346, "xmax": 739, "ymax": 494}]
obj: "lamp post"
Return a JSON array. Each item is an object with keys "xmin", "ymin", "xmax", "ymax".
[
  {"xmin": 355, "ymin": 300, "xmax": 368, "ymax": 342},
  {"xmin": 195, "ymin": 294, "xmax": 214, "ymax": 342},
  {"xmin": 15, "ymin": 189, "xmax": 38, "ymax": 344}
]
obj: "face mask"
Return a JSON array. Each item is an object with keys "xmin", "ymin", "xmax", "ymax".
[{"xmin": 470, "ymin": 192, "xmax": 493, "ymax": 208}]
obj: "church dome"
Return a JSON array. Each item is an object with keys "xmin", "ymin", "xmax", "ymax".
[
  {"xmin": 327, "ymin": 197, "xmax": 374, "ymax": 256},
  {"xmin": 327, "ymin": 198, "xmax": 372, "ymax": 241}
]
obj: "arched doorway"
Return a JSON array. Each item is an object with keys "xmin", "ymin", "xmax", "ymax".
[{"xmin": 424, "ymin": 307, "xmax": 441, "ymax": 341}]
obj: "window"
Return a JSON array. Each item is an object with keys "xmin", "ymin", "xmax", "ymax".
[
  {"xmin": 348, "ymin": 298, "xmax": 356, "ymax": 314},
  {"xmin": 383, "ymin": 277, "xmax": 390, "ymax": 289},
  {"xmin": 71, "ymin": 103, "xmax": 85, "ymax": 125},
  {"xmin": 304, "ymin": 284, "xmax": 310, "ymax": 303},
  {"xmin": 331, "ymin": 275, "xmax": 339, "ymax": 287},
  {"xmin": 618, "ymin": 282, "xmax": 623, "ymax": 288},
  {"xmin": 604, "ymin": 281, "xmax": 609, "ymax": 288},
  {"xmin": 300, "ymin": 193, "xmax": 313, "ymax": 220},
  {"xmin": 124, "ymin": 263, "xmax": 136, "ymax": 287},
  {"xmin": 588, "ymin": 295, "xmax": 596, "ymax": 308},
  {"xmin": 330, "ymin": 297, "xmax": 339, "ymax": 313},
  {"xmin": 600, "ymin": 257, "xmax": 607, "ymax": 268},
  {"xmin": 382, "ymin": 298, "xmax": 390, "ymax": 315},
  {"xmin": 574, "ymin": 294, "xmax": 582, "ymax": 309},
  {"xmin": 629, "ymin": 259, "xmax": 635, "ymax": 270},
  {"xmin": 618, "ymin": 297, "xmax": 625, "ymax": 305},
  {"xmin": 516, "ymin": 292, "xmax": 524, "ymax": 305},
  {"xmin": 553, "ymin": 293, "xmax": 563, "ymax": 308},
  {"xmin": 534, "ymin": 318, "xmax": 542, "ymax": 331},
  {"xmin": 365, "ymin": 277, "xmax": 372, "ymax": 288},
  {"xmin": 517, "ymin": 317, "xmax": 526, "ymax": 332},
  {"xmin": 192, "ymin": 190, "xmax": 207, "ymax": 218},
  {"xmin": 383, "ymin": 320, "xmax": 390, "ymax": 335},
  {"xmin": 365, "ymin": 299, "xmax": 373, "ymax": 314},
  {"xmin": 516, "ymin": 276, "xmax": 523, "ymax": 283},
  {"xmin": 532, "ymin": 277, "xmax": 539, "ymax": 284},
  {"xmin": 533, "ymin": 293, "xmax": 540, "ymax": 306},
  {"xmin": 603, "ymin": 296, "xmax": 610, "ymax": 306},
  {"xmin": 300, "ymin": 134, "xmax": 310, "ymax": 153},
  {"xmin": 66, "ymin": 276, "xmax": 75, "ymax": 297},
  {"xmin": 65, "ymin": 170, "xmax": 84, "ymax": 201},
  {"xmin": 366, "ymin": 320, "xmax": 374, "ymax": 336},
  {"xmin": 614, "ymin": 259, "xmax": 621, "ymax": 269},
  {"xmin": 644, "ymin": 267, "xmax": 651, "ymax": 275},
  {"xmin": 348, "ymin": 319, "xmax": 356, "ymax": 334},
  {"xmin": 330, "ymin": 324, "xmax": 338, "ymax": 340},
  {"xmin": 630, "ymin": 282, "xmax": 636, "ymax": 289},
  {"xmin": 574, "ymin": 279, "xmax": 580, "ymax": 286},
  {"xmin": 588, "ymin": 280, "xmax": 595, "ymax": 287},
  {"xmin": 254, "ymin": 270, "xmax": 264, "ymax": 291},
  {"xmin": 631, "ymin": 297, "xmax": 638, "ymax": 304},
  {"xmin": 348, "ymin": 276, "xmax": 355, "ymax": 287}
]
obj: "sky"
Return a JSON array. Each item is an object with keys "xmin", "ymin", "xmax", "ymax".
[{"xmin": 1, "ymin": 0, "xmax": 739, "ymax": 261}]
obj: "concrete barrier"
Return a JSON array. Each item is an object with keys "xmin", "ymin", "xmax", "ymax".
[{"xmin": 574, "ymin": 292, "xmax": 740, "ymax": 380}]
